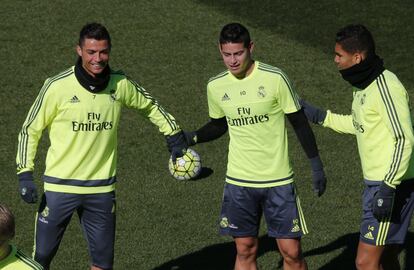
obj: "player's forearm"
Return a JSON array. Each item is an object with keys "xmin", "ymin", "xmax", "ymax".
[
  {"xmin": 146, "ymin": 107, "xmax": 181, "ymax": 136},
  {"xmin": 16, "ymin": 132, "xmax": 40, "ymax": 173},
  {"xmin": 195, "ymin": 117, "xmax": 228, "ymax": 143},
  {"xmin": 323, "ymin": 110, "xmax": 355, "ymax": 134},
  {"xmin": 286, "ymin": 110, "xmax": 319, "ymax": 158},
  {"xmin": 383, "ymin": 136, "xmax": 414, "ymax": 187}
]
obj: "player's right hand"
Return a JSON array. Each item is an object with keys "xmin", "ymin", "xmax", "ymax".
[
  {"xmin": 18, "ymin": 171, "xmax": 38, "ymax": 204},
  {"xmin": 299, "ymin": 99, "xmax": 327, "ymax": 125},
  {"xmin": 166, "ymin": 131, "xmax": 188, "ymax": 163},
  {"xmin": 310, "ymin": 156, "xmax": 327, "ymax": 197}
]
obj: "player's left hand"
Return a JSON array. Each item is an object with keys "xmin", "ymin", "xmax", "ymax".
[
  {"xmin": 372, "ymin": 182, "xmax": 395, "ymax": 220},
  {"xmin": 310, "ymin": 156, "xmax": 327, "ymax": 197},
  {"xmin": 166, "ymin": 131, "xmax": 188, "ymax": 163}
]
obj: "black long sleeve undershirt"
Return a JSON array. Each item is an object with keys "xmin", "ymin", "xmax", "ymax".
[
  {"xmin": 286, "ymin": 109, "xmax": 319, "ymax": 158},
  {"xmin": 195, "ymin": 117, "xmax": 228, "ymax": 143}
]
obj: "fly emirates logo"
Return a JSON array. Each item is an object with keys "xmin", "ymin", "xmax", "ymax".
[
  {"xmin": 227, "ymin": 107, "xmax": 269, "ymax": 127},
  {"xmin": 72, "ymin": 112, "xmax": 113, "ymax": 132}
]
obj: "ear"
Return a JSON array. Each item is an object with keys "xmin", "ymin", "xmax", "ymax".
[
  {"xmin": 248, "ymin": 41, "xmax": 254, "ymax": 53},
  {"xmin": 354, "ymin": 52, "xmax": 363, "ymax": 64},
  {"xmin": 76, "ymin": 45, "xmax": 82, "ymax": 57}
]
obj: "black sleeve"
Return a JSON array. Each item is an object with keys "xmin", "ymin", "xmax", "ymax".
[
  {"xmin": 195, "ymin": 117, "xmax": 228, "ymax": 143},
  {"xmin": 286, "ymin": 109, "xmax": 319, "ymax": 158}
]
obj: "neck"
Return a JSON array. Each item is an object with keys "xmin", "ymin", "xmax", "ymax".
[
  {"xmin": 235, "ymin": 60, "xmax": 255, "ymax": 79},
  {"xmin": 74, "ymin": 57, "xmax": 110, "ymax": 92},
  {"xmin": 0, "ymin": 244, "xmax": 11, "ymax": 261},
  {"xmin": 339, "ymin": 54, "xmax": 385, "ymax": 89}
]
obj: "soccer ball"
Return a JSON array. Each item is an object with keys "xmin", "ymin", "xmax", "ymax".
[{"xmin": 168, "ymin": 148, "xmax": 202, "ymax": 180}]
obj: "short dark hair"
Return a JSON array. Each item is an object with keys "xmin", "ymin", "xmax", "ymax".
[
  {"xmin": 78, "ymin": 22, "xmax": 111, "ymax": 49},
  {"xmin": 0, "ymin": 204, "xmax": 15, "ymax": 245},
  {"xmin": 219, "ymin": 23, "xmax": 251, "ymax": 47},
  {"xmin": 335, "ymin": 24, "xmax": 375, "ymax": 56}
]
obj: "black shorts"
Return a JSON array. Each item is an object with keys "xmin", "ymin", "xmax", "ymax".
[{"xmin": 219, "ymin": 183, "xmax": 307, "ymax": 238}]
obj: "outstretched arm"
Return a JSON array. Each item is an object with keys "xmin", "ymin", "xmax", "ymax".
[{"xmin": 300, "ymin": 99, "xmax": 355, "ymax": 134}]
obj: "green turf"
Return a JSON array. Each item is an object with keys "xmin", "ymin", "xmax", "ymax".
[{"xmin": 1, "ymin": 1, "xmax": 413, "ymax": 269}]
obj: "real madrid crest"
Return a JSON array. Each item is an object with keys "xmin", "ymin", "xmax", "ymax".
[
  {"xmin": 220, "ymin": 217, "xmax": 229, "ymax": 228},
  {"xmin": 257, "ymin": 86, "xmax": 266, "ymax": 98},
  {"xmin": 41, "ymin": 206, "xmax": 49, "ymax": 217},
  {"xmin": 360, "ymin": 93, "xmax": 366, "ymax": 105},
  {"xmin": 109, "ymin": 89, "xmax": 117, "ymax": 102}
]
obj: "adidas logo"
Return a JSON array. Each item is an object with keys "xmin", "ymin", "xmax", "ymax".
[
  {"xmin": 70, "ymin": 95, "xmax": 80, "ymax": 103},
  {"xmin": 291, "ymin": 224, "xmax": 300, "ymax": 233},
  {"xmin": 222, "ymin": 93, "xmax": 230, "ymax": 101},
  {"xmin": 364, "ymin": 231, "xmax": 374, "ymax": 240}
]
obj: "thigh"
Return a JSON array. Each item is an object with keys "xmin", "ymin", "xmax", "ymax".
[
  {"xmin": 219, "ymin": 184, "xmax": 263, "ymax": 237},
  {"xmin": 35, "ymin": 192, "xmax": 79, "ymax": 257},
  {"xmin": 79, "ymin": 192, "xmax": 116, "ymax": 269},
  {"xmin": 263, "ymin": 183, "xmax": 307, "ymax": 238}
]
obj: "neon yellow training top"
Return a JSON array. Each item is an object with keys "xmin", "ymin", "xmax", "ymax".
[
  {"xmin": 207, "ymin": 61, "xmax": 301, "ymax": 188},
  {"xmin": 16, "ymin": 67, "xmax": 180, "ymax": 194},
  {"xmin": 323, "ymin": 70, "xmax": 414, "ymax": 186},
  {"xmin": 0, "ymin": 245, "xmax": 43, "ymax": 270}
]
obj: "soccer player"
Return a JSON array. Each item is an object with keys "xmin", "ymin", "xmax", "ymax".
[
  {"xmin": 300, "ymin": 24, "xmax": 414, "ymax": 270},
  {"xmin": 16, "ymin": 23, "xmax": 187, "ymax": 270},
  {"xmin": 0, "ymin": 204, "xmax": 43, "ymax": 270},
  {"xmin": 177, "ymin": 23, "xmax": 327, "ymax": 270}
]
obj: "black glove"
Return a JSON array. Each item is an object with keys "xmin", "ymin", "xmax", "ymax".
[
  {"xmin": 310, "ymin": 156, "xmax": 327, "ymax": 197},
  {"xmin": 166, "ymin": 131, "xmax": 188, "ymax": 163},
  {"xmin": 372, "ymin": 182, "xmax": 395, "ymax": 220},
  {"xmin": 299, "ymin": 99, "xmax": 327, "ymax": 125},
  {"xmin": 184, "ymin": 131, "xmax": 197, "ymax": 146},
  {"xmin": 18, "ymin": 171, "xmax": 38, "ymax": 204}
]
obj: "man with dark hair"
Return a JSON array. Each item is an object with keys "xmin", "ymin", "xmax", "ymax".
[
  {"xmin": 16, "ymin": 22, "xmax": 187, "ymax": 270},
  {"xmin": 179, "ymin": 22, "xmax": 327, "ymax": 270},
  {"xmin": 0, "ymin": 204, "xmax": 43, "ymax": 269},
  {"xmin": 301, "ymin": 24, "xmax": 414, "ymax": 270}
]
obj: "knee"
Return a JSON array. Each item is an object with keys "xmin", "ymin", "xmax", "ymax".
[
  {"xmin": 236, "ymin": 241, "xmax": 258, "ymax": 260},
  {"xmin": 355, "ymin": 255, "xmax": 373, "ymax": 270},
  {"xmin": 279, "ymin": 246, "xmax": 304, "ymax": 264}
]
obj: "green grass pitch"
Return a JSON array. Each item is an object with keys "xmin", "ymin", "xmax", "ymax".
[{"xmin": 1, "ymin": 1, "xmax": 413, "ymax": 269}]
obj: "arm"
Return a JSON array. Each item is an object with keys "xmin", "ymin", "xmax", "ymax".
[
  {"xmin": 121, "ymin": 78, "xmax": 180, "ymax": 136},
  {"xmin": 373, "ymin": 79, "xmax": 414, "ymax": 220},
  {"xmin": 272, "ymin": 71, "xmax": 326, "ymax": 196},
  {"xmin": 323, "ymin": 111, "xmax": 355, "ymax": 135},
  {"xmin": 377, "ymin": 83, "xmax": 413, "ymax": 187},
  {"xmin": 120, "ymin": 78, "xmax": 185, "ymax": 161},
  {"xmin": 300, "ymin": 99, "xmax": 355, "ymax": 134},
  {"xmin": 184, "ymin": 117, "xmax": 228, "ymax": 146},
  {"xmin": 16, "ymin": 78, "xmax": 57, "ymax": 203},
  {"xmin": 286, "ymin": 110, "xmax": 327, "ymax": 196}
]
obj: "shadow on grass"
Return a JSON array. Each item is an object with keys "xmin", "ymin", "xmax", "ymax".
[
  {"xmin": 152, "ymin": 235, "xmax": 277, "ymax": 270},
  {"xmin": 191, "ymin": 167, "xmax": 214, "ymax": 181},
  {"xmin": 153, "ymin": 232, "xmax": 414, "ymax": 270},
  {"xmin": 303, "ymin": 232, "xmax": 414, "ymax": 269}
]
